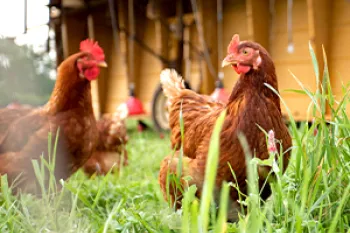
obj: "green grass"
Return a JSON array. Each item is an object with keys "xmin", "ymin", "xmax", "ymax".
[
  {"xmin": 0, "ymin": 123, "xmax": 175, "ymax": 233},
  {"xmin": 0, "ymin": 46, "xmax": 350, "ymax": 232}
]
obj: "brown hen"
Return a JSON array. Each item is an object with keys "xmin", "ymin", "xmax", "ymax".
[
  {"xmin": 158, "ymin": 34, "xmax": 292, "ymax": 220},
  {"xmin": 83, "ymin": 104, "xmax": 129, "ymax": 176},
  {"xmin": 0, "ymin": 39, "xmax": 107, "ymax": 193}
]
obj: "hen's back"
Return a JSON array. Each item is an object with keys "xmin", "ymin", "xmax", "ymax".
[
  {"xmin": 83, "ymin": 111, "xmax": 129, "ymax": 176},
  {"xmin": 160, "ymin": 69, "xmax": 225, "ymax": 158},
  {"xmin": 0, "ymin": 107, "xmax": 33, "ymax": 141}
]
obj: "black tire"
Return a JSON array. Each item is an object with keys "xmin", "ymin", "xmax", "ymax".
[
  {"xmin": 151, "ymin": 84, "xmax": 170, "ymax": 131},
  {"xmin": 151, "ymin": 81, "xmax": 191, "ymax": 132}
]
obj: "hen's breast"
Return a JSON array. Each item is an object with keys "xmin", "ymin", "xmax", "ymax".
[
  {"xmin": 238, "ymin": 95, "xmax": 281, "ymax": 141},
  {"xmin": 235, "ymin": 93, "xmax": 291, "ymax": 166},
  {"xmin": 214, "ymin": 93, "xmax": 290, "ymax": 171},
  {"xmin": 54, "ymin": 112, "xmax": 98, "ymax": 173}
]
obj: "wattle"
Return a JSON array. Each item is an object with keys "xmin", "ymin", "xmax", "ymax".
[
  {"xmin": 233, "ymin": 64, "xmax": 251, "ymax": 74},
  {"xmin": 84, "ymin": 67, "xmax": 100, "ymax": 81}
]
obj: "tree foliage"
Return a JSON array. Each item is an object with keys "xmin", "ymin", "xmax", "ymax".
[{"xmin": 0, "ymin": 38, "xmax": 55, "ymax": 107}]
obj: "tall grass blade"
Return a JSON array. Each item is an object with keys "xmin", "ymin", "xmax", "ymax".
[
  {"xmin": 214, "ymin": 182, "xmax": 229, "ymax": 233},
  {"xmin": 181, "ymin": 185, "xmax": 197, "ymax": 233},
  {"xmin": 309, "ymin": 41, "xmax": 320, "ymax": 87},
  {"xmin": 238, "ymin": 133, "xmax": 261, "ymax": 233},
  {"xmin": 328, "ymin": 183, "xmax": 350, "ymax": 233},
  {"xmin": 199, "ymin": 109, "xmax": 226, "ymax": 233},
  {"xmin": 102, "ymin": 199, "xmax": 125, "ymax": 233}
]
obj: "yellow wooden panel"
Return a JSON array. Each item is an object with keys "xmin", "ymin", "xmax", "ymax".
[
  {"xmin": 87, "ymin": 15, "xmax": 100, "ymax": 119},
  {"xmin": 104, "ymin": 30, "xmax": 128, "ymax": 114},
  {"xmin": 272, "ymin": 0, "xmax": 309, "ymax": 32},
  {"xmin": 61, "ymin": 13, "xmax": 86, "ymax": 57},
  {"xmin": 277, "ymin": 62, "xmax": 315, "ymax": 121},
  {"xmin": 270, "ymin": 32, "xmax": 310, "ymax": 62},
  {"xmin": 246, "ymin": 0, "xmax": 270, "ymax": 49},
  {"xmin": 138, "ymin": 72, "xmax": 162, "ymax": 113},
  {"xmin": 281, "ymin": 95, "xmax": 315, "ymax": 121},
  {"xmin": 222, "ymin": 0, "xmax": 248, "ymax": 91},
  {"xmin": 109, "ymin": 75, "xmax": 129, "ymax": 81},
  {"xmin": 277, "ymin": 63, "xmax": 316, "ymax": 90},
  {"xmin": 106, "ymin": 89, "xmax": 129, "ymax": 101},
  {"xmin": 187, "ymin": 23, "xmax": 202, "ymax": 90},
  {"xmin": 278, "ymin": 68, "xmax": 316, "ymax": 121},
  {"xmin": 190, "ymin": 0, "xmax": 218, "ymax": 94},
  {"xmin": 329, "ymin": 26, "xmax": 350, "ymax": 60},
  {"xmin": 308, "ymin": 0, "xmax": 332, "ymax": 49},
  {"xmin": 136, "ymin": 18, "xmax": 163, "ymax": 114},
  {"xmin": 330, "ymin": 0, "xmax": 350, "ymax": 24},
  {"xmin": 104, "ymin": 77, "xmax": 128, "ymax": 113},
  {"xmin": 329, "ymin": 0, "xmax": 350, "ymax": 110},
  {"xmin": 91, "ymin": 14, "xmax": 113, "ymax": 114},
  {"xmin": 329, "ymin": 60, "xmax": 350, "ymax": 96},
  {"xmin": 269, "ymin": 0, "xmax": 316, "ymax": 117}
]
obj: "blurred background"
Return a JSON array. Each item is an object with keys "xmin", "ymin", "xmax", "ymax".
[
  {"xmin": 0, "ymin": 0, "xmax": 55, "ymax": 107},
  {"xmin": 0, "ymin": 0, "xmax": 349, "ymax": 130}
]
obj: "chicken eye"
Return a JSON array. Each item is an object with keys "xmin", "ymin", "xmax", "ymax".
[{"xmin": 242, "ymin": 49, "xmax": 249, "ymax": 55}]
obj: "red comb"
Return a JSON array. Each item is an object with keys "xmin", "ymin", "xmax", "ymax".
[
  {"xmin": 227, "ymin": 34, "xmax": 240, "ymax": 54},
  {"xmin": 80, "ymin": 39, "xmax": 105, "ymax": 61}
]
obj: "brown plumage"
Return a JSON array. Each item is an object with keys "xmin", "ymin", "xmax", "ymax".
[
  {"xmin": 0, "ymin": 40, "xmax": 107, "ymax": 193},
  {"xmin": 83, "ymin": 104, "xmax": 129, "ymax": 176},
  {"xmin": 158, "ymin": 34, "xmax": 292, "ymax": 220},
  {"xmin": 0, "ymin": 107, "xmax": 33, "ymax": 142}
]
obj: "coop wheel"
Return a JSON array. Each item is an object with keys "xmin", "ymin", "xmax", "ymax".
[
  {"xmin": 151, "ymin": 84, "xmax": 170, "ymax": 131},
  {"xmin": 151, "ymin": 81, "xmax": 192, "ymax": 131}
]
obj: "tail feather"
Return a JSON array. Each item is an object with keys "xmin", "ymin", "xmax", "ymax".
[
  {"xmin": 113, "ymin": 103, "xmax": 128, "ymax": 120},
  {"xmin": 107, "ymin": 103, "xmax": 128, "ymax": 136},
  {"xmin": 160, "ymin": 69, "xmax": 185, "ymax": 106}
]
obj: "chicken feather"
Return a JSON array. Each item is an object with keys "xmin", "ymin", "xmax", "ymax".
[
  {"xmin": 83, "ymin": 104, "xmax": 129, "ymax": 176},
  {"xmin": 159, "ymin": 35, "xmax": 292, "ymax": 221},
  {"xmin": 0, "ymin": 41, "xmax": 107, "ymax": 193}
]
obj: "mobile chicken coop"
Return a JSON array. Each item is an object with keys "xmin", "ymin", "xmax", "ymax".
[{"xmin": 49, "ymin": 0, "xmax": 350, "ymax": 130}]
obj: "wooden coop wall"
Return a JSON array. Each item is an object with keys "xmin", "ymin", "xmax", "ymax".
[
  {"xmin": 222, "ymin": 0, "xmax": 248, "ymax": 91},
  {"xmin": 91, "ymin": 11, "xmax": 127, "ymax": 115},
  {"xmin": 59, "ymin": 0, "xmax": 350, "ymax": 120},
  {"xmin": 270, "ymin": 0, "xmax": 314, "ymax": 121},
  {"xmin": 61, "ymin": 12, "xmax": 102, "ymax": 119},
  {"xmin": 135, "ymin": 18, "xmax": 164, "ymax": 114},
  {"xmin": 221, "ymin": 0, "xmax": 350, "ymax": 120},
  {"xmin": 329, "ymin": 0, "xmax": 350, "ymax": 114},
  {"xmin": 186, "ymin": 22, "xmax": 202, "ymax": 91},
  {"xmin": 220, "ymin": 0, "xmax": 316, "ymax": 120},
  {"xmin": 103, "ymin": 38, "xmax": 129, "ymax": 114}
]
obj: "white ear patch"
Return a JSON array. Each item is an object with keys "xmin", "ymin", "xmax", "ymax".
[
  {"xmin": 256, "ymin": 55, "xmax": 262, "ymax": 66},
  {"xmin": 253, "ymin": 52, "xmax": 262, "ymax": 70}
]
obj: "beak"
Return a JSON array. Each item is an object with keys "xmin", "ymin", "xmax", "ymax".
[
  {"xmin": 221, "ymin": 55, "xmax": 237, "ymax": 68},
  {"xmin": 97, "ymin": 61, "xmax": 108, "ymax": 68}
]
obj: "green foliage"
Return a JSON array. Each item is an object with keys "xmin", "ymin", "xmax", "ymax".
[
  {"xmin": 199, "ymin": 110, "xmax": 226, "ymax": 233},
  {"xmin": 0, "ymin": 38, "xmax": 54, "ymax": 107}
]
